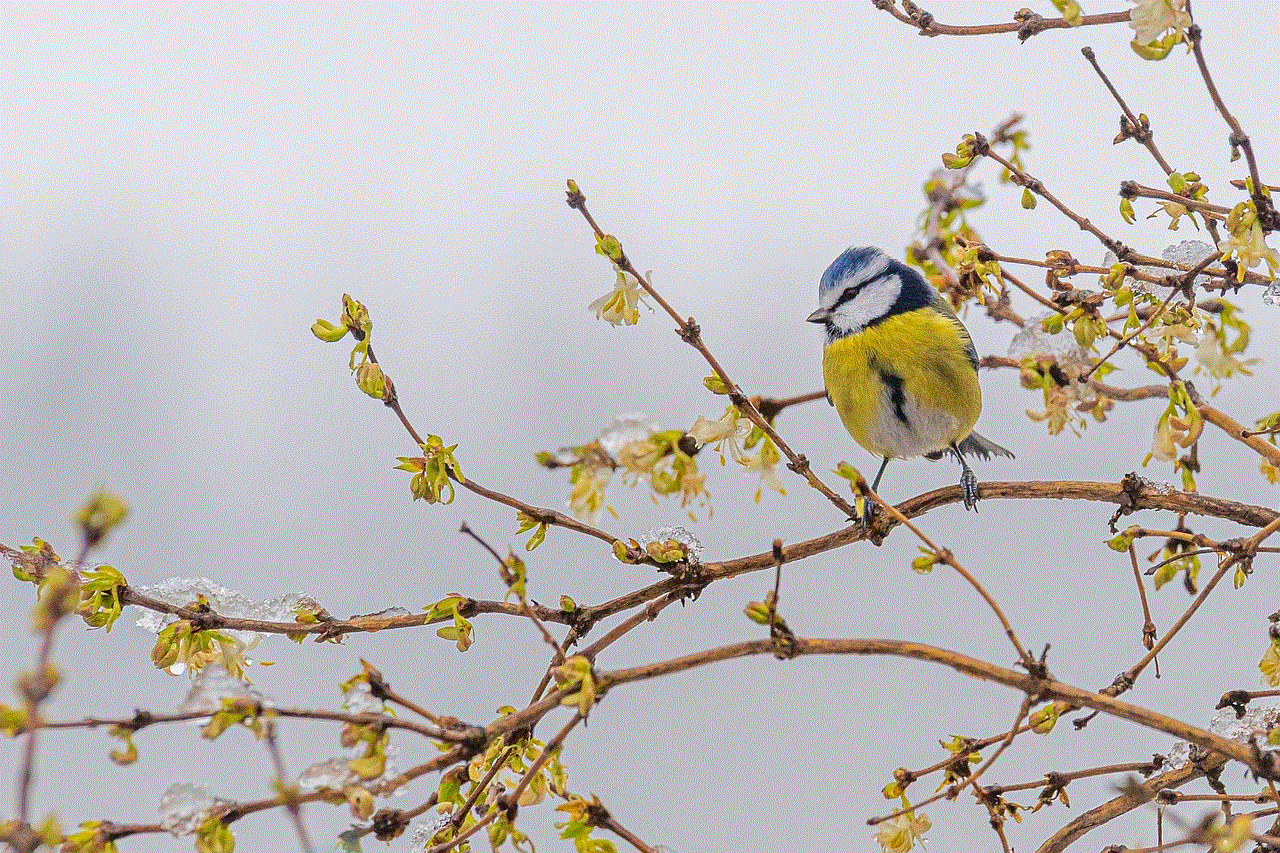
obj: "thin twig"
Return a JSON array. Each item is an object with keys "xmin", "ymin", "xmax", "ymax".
[
  {"xmin": 1114, "ymin": 516, "xmax": 1280, "ymax": 692},
  {"xmin": 870, "ymin": 696, "xmax": 1033, "ymax": 825},
  {"xmin": 1186, "ymin": 8, "xmax": 1276, "ymax": 229},
  {"xmin": 262, "ymin": 719, "xmax": 316, "ymax": 853},
  {"xmin": 872, "ymin": 0, "xmax": 1130, "ymax": 40},
  {"xmin": 1127, "ymin": 544, "xmax": 1159, "ymax": 676},
  {"xmin": 869, "ymin": 493, "xmax": 1031, "ymax": 666}
]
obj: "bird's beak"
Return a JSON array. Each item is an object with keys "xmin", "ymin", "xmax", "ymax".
[{"xmin": 805, "ymin": 307, "xmax": 829, "ymax": 324}]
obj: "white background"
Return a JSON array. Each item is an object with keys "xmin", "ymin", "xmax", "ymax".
[{"xmin": 2, "ymin": 2, "xmax": 1278, "ymax": 851}]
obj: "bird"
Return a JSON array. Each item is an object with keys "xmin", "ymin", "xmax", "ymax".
[{"xmin": 805, "ymin": 246, "xmax": 1012, "ymax": 512}]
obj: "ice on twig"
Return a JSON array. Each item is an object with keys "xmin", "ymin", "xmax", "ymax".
[
  {"xmin": 135, "ymin": 577, "xmax": 318, "ymax": 642},
  {"xmin": 177, "ymin": 665, "xmax": 270, "ymax": 714},
  {"xmin": 342, "ymin": 681, "xmax": 388, "ymax": 715},
  {"xmin": 1009, "ymin": 315, "xmax": 1091, "ymax": 370},
  {"xmin": 1103, "ymin": 240, "xmax": 1214, "ymax": 297},
  {"xmin": 1161, "ymin": 706, "xmax": 1279, "ymax": 771},
  {"xmin": 297, "ymin": 748, "xmax": 404, "ymax": 793},
  {"xmin": 597, "ymin": 413, "xmax": 659, "ymax": 457},
  {"xmin": 636, "ymin": 525, "xmax": 702, "ymax": 566},
  {"xmin": 159, "ymin": 782, "xmax": 230, "ymax": 836}
]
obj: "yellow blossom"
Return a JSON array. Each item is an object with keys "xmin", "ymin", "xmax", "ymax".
[
  {"xmin": 1194, "ymin": 332, "xmax": 1257, "ymax": 380},
  {"xmin": 587, "ymin": 267, "xmax": 653, "ymax": 326},
  {"xmin": 688, "ymin": 407, "xmax": 751, "ymax": 465},
  {"xmin": 616, "ymin": 437, "xmax": 665, "ymax": 478},
  {"xmin": 1260, "ymin": 639, "xmax": 1280, "ymax": 687},
  {"xmin": 567, "ymin": 467, "xmax": 613, "ymax": 525},
  {"xmin": 677, "ymin": 465, "xmax": 711, "ymax": 516},
  {"xmin": 745, "ymin": 438, "xmax": 786, "ymax": 501},
  {"xmin": 1213, "ymin": 814, "xmax": 1253, "ymax": 853},
  {"xmin": 1218, "ymin": 220, "xmax": 1280, "ymax": 281},
  {"xmin": 874, "ymin": 811, "xmax": 932, "ymax": 853},
  {"xmin": 1148, "ymin": 415, "xmax": 1180, "ymax": 463},
  {"xmin": 1129, "ymin": 0, "xmax": 1191, "ymax": 46}
]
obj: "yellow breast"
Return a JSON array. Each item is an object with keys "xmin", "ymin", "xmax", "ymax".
[{"xmin": 821, "ymin": 308, "xmax": 983, "ymax": 459}]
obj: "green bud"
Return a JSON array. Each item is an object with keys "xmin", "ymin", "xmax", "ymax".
[
  {"xmin": 703, "ymin": 375, "xmax": 730, "ymax": 395},
  {"xmin": 1029, "ymin": 702, "xmax": 1061, "ymax": 734},
  {"xmin": 1120, "ymin": 196, "xmax": 1136, "ymax": 224},
  {"xmin": 595, "ymin": 234, "xmax": 624, "ymax": 262},
  {"xmin": 311, "ymin": 318, "xmax": 349, "ymax": 342},
  {"xmin": 354, "ymin": 362, "xmax": 386, "ymax": 399},
  {"xmin": 1105, "ymin": 529, "xmax": 1136, "ymax": 552}
]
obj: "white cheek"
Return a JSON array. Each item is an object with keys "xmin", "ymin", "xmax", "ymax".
[{"xmin": 830, "ymin": 276, "xmax": 901, "ymax": 335}]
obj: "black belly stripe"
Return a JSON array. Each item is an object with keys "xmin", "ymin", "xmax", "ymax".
[{"xmin": 879, "ymin": 370, "xmax": 909, "ymax": 427}]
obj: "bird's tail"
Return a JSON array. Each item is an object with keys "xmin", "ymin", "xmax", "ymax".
[{"xmin": 956, "ymin": 430, "xmax": 1015, "ymax": 461}]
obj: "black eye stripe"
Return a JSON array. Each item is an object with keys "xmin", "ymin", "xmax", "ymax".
[{"xmin": 833, "ymin": 270, "xmax": 888, "ymax": 308}]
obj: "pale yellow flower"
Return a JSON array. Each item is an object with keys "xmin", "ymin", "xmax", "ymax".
[
  {"xmin": 1213, "ymin": 814, "xmax": 1253, "ymax": 853},
  {"xmin": 745, "ymin": 439, "xmax": 786, "ymax": 501},
  {"xmin": 677, "ymin": 465, "xmax": 711, "ymax": 515},
  {"xmin": 687, "ymin": 407, "xmax": 751, "ymax": 465},
  {"xmin": 1218, "ymin": 221, "xmax": 1280, "ymax": 281},
  {"xmin": 616, "ymin": 437, "xmax": 664, "ymax": 478},
  {"xmin": 587, "ymin": 267, "xmax": 652, "ymax": 326},
  {"xmin": 1194, "ymin": 332, "xmax": 1258, "ymax": 380},
  {"xmin": 1260, "ymin": 640, "xmax": 1280, "ymax": 687},
  {"xmin": 874, "ymin": 811, "xmax": 932, "ymax": 853},
  {"xmin": 1148, "ymin": 415, "xmax": 1180, "ymax": 463},
  {"xmin": 1129, "ymin": 0, "xmax": 1191, "ymax": 45},
  {"xmin": 567, "ymin": 467, "xmax": 613, "ymax": 524}
]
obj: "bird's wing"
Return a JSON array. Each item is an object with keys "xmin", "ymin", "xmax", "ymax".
[{"xmin": 930, "ymin": 289, "xmax": 980, "ymax": 373}]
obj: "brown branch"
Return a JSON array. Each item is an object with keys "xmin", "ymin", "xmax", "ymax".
[
  {"xmin": 872, "ymin": 0, "xmax": 1130, "ymax": 40},
  {"xmin": 870, "ymin": 494, "xmax": 1031, "ymax": 665},
  {"xmin": 601, "ymin": 637, "xmax": 1273, "ymax": 776},
  {"xmin": 1187, "ymin": 383, "xmax": 1280, "ymax": 467},
  {"xmin": 102, "ymin": 478, "xmax": 1274, "ymax": 658},
  {"xmin": 36, "ymin": 706, "xmax": 464, "ymax": 742},
  {"xmin": 1080, "ymin": 46, "xmax": 1176, "ymax": 175},
  {"xmin": 1186, "ymin": 12, "xmax": 1276, "ymax": 230},
  {"xmin": 994, "ymin": 760, "xmax": 1160, "ymax": 795},
  {"xmin": 1035, "ymin": 752, "xmax": 1228, "ymax": 853},
  {"xmin": 981, "ymin": 354, "xmax": 1171, "ymax": 402},
  {"xmin": 1123, "ymin": 181, "xmax": 1230, "ymax": 218},
  {"xmin": 978, "ymin": 136, "xmax": 1140, "ymax": 264}
]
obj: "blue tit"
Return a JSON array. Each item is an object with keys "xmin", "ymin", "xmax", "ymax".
[{"xmin": 806, "ymin": 246, "xmax": 1012, "ymax": 511}]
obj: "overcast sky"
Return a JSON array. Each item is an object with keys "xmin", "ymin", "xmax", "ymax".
[{"xmin": 3, "ymin": 3, "xmax": 1278, "ymax": 852}]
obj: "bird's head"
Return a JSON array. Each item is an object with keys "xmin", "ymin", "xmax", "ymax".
[{"xmin": 806, "ymin": 246, "xmax": 933, "ymax": 341}]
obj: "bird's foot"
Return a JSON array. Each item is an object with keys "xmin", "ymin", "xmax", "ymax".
[
  {"xmin": 848, "ymin": 498, "xmax": 878, "ymax": 526},
  {"xmin": 960, "ymin": 468, "xmax": 979, "ymax": 511}
]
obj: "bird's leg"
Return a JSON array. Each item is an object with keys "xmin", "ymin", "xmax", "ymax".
[
  {"xmin": 855, "ymin": 457, "xmax": 891, "ymax": 523},
  {"xmin": 951, "ymin": 444, "xmax": 979, "ymax": 511},
  {"xmin": 870, "ymin": 457, "xmax": 891, "ymax": 493}
]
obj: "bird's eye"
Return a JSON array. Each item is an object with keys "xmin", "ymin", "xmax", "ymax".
[{"xmin": 841, "ymin": 285, "xmax": 860, "ymax": 303}]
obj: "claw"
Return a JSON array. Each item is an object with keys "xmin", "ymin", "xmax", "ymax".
[
  {"xmin": 960, "ymin": 467, "xmax": 979, "ymax": 511},
  {"xmin": 849, "ymin": 498, "xmax": 878, "ymax": 526}
]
